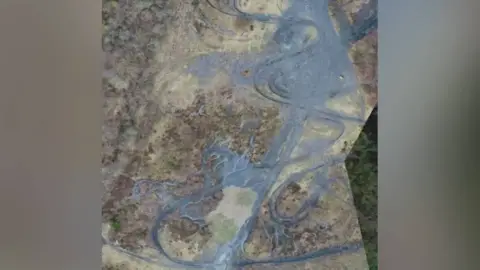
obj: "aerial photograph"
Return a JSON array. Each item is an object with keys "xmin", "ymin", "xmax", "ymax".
[{"xmin": 101, "ymin": 0, "xmax": 377, "ymax": 269}]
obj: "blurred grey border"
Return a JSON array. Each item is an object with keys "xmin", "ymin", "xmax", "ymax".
[
  {"xmin": 0, "ymin": 0, "xmax": 479, "ymax": 269},
  {"xmin": 0, "ymin": 0, "xmax": 101, "ymax": 269},
  {"xmin": 381, "ymin": 0, "xmax": 480, "ymax": 269}
]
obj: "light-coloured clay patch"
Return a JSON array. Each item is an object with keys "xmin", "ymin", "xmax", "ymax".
[
  {"xmin": 207, "ymin": 186, "xmax": 258, "ymax": 228},
  {"xmin": 236, "ymin": 189, "xmax": 257, "ymax": 206},
  {"xmin": 207, "ymin": 213, "xmax": 239, "ymax": 244}
]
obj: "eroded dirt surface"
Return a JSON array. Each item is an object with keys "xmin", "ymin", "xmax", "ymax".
[
  {"xmin": 144, "ymin": 87, "xmax": 282, "ymax": 181},
  {"xmin": 102, "ymin": 0, "xmax": 175, "ymax": 253},
  {"xmin": 350, "ymin": 33, "xmax": 378, "ymax": 107},
  {"xmin": 242, "ymin": 166, "xmax": 362, "ymax": 258},
  {"xmin": 331, "ymin": 0, "xmax": 377, "ymax": 107},
  {"xmin": 102, "ymin": 0, "xmax": 376, "ymax": 269},
  {"xmin": 102, "ymin": 0, "xmax": 283, "ymax": 259}
]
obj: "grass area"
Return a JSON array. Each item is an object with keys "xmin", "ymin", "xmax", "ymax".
[
  {"xmin": 110, "ymin": 215, "xmax": 121, "ymax": 232},
  {"xmin": 346, "ymin": 106, "xmax": 378, "ymax": 270}
]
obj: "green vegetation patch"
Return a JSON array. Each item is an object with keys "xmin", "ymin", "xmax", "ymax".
[{"xmin": 346, "ymin": 117, "xmax": 378, "ymax": 270}]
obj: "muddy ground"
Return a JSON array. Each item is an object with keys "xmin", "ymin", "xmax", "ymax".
[{"xmin": 101, "ymin": 0, "xmax": 377, "ymax": 269}]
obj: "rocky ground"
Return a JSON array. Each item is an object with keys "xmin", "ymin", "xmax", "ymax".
[{"xmin": 101, "ymin": 0, "xmax": 377, "ymax": 269}]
